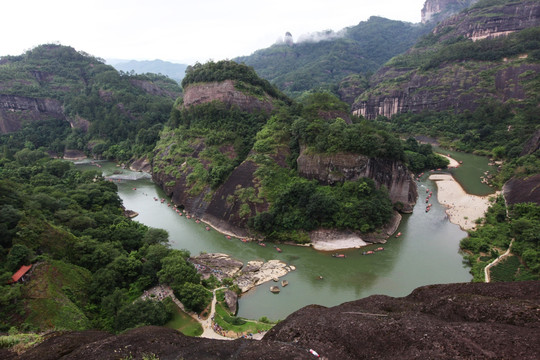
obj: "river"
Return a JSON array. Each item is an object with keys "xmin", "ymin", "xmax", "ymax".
[{"xmin": 76, "ymin": 154, "xmax": 495, "ymax": 321}]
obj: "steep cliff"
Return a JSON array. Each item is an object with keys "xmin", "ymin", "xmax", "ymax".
[
  {"xmin": 183, "ymin": 80, "xmax": 275, "ymax": 113},
  {"xmin": 8, "ymin": 281, "xmax": 539, "ymax": 360},
  {"xmin": 353, "ymin": 0, "xmax": 540, "ymax": 120},
  {"xmin": 297, "ymin": 149, "xmax": 418, "ymax": 212},
  {"xmin": 421, "ymin": 0, "xmax": 479, "ymax": 24},
  {"xmin": 0, "ymin": 94, "xmax": 65, "ymax": 133},
  {"xmin": 0, "ymin": 44, "xmax": 181, "ymax": 156}
]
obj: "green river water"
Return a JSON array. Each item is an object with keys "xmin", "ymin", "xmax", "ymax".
[{"xmin": 77, "ymin": 153, "xmax": 495, "ymax": 321}]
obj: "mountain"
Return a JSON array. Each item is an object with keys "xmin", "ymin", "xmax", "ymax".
[
  {"xmin": 151, "ymin": 61, "xmax": 446, "ymax": 245},
  {"xmin": 348, "ymin": 0, "xmax": 540, "ymax": 158},
  {"xmin": 0, "ymin": 44, "xmax": 181, "ymax": 158},
  {"xmin": 353, "ymin": 0, "xmax": 540, "ymax": 120},
  {"xmin": 234, "ymin": 16, "xmax": 432, "ymax": 98},
  {"xmin": 421, "ymin": 0, "xmax": 480, "ymax": 24},
  {"xmin": 109, "ymin": 59, "xmax": 188, "ymax": 83}
]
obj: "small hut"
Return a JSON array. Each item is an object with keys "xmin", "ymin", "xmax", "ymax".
[{"xmin": 9, "ymin": 265, "xmax": 32, "ymax": 284}]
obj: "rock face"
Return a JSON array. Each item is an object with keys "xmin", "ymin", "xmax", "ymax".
[
  {"xmin": 9, "ymin": 281, "xmax": 539, "ymax": 360},
  {"xmin": 435, "ymin": 0, "xmax": 540, "ymax": 41},
  {"xmin": 503, "ymin": 174, "xmax": 540, "ymax": 206},
  {"xmin": 297, "ymin": 150, "xmax": 418, "ymax": 212},
  {"xmin": 224, "ymin": 290, "xmax": 238, "ymax": 315},
  {"xmin": 421, "ymin": 0, "xmax": 478, "ymax": 24},
  {"xmin": 183, "ymin": 80, "xmax": 275, "ymax": 113},
  {"xmin": 0, "ymin": 94, "xmax": 66, "ymax": 133},
  {"xmin": 354, "ymin": 61, "xmax": 540, "ymax": 120},
  {"xmin": 354, "ymin": 1, "xmax": 540, "ymax": 120},
  {"xmin": 190, "ymin": 253, "xmax": 292, "ymax": 293}
]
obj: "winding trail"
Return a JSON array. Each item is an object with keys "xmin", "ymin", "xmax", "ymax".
[
  {"xmin": 200, "ymin": 287, "xmax": 232, "ymax": 340},
  {"xmin": 484, "ymin": 239, "xmax": 515, "ymax": 283}
]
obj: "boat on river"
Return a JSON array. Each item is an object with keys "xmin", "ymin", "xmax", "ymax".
[{"xmin": 332, "ymin": 253, "xmax": 346, "ymax": 258}]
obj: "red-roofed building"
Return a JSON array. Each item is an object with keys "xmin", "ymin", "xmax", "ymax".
[{"xmin": 10, "ymin": 265, "xmax": 32, "ymax": 284}]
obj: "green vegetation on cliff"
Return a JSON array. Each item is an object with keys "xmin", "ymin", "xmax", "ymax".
[
  {"xmin": 461, "ymin": 198, "xmax": 539, "ymax": 282},
  {"xmin": 0, "ymin": 44, "xmax": 181, "ymax": 161},
  {"xmin": 235, "ymin": 16, "xmax": 431, "ymax": 97},
  {"xmin": 0, "ymin": 152, "xmax": 212, "ymax": 333}
]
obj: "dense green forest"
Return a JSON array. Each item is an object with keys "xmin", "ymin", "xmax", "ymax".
[
  {"xmin": 0, "ymin": 44, "xmax": 181, "ymax": 161},
  {"xmin": 0, "ymin": 151, "xmax": 214, "ymax": 332},
  {"xmin": 460, "ymin": 198, "xmax": 539, "ymax": 282},
  {"xmin": 235, "ymin": 16, "xmax": 431, "ymax": 97}
]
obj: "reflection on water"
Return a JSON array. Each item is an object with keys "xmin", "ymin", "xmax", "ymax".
[{"xmin": 76, "ymin": 160, "xmax": 481, "ymax": 321}]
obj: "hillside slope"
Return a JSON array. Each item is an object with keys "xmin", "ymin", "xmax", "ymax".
[
  {"xmin": 0, "ymin": 44, "xmax": 181, "ymax": 159},
  {"xmin": 235, "ymin": 17, "xmax": 431, "ymax": 97},
  {"xmin": 352, "ymin": 0, "xmax": 540, "ymax": 119}
]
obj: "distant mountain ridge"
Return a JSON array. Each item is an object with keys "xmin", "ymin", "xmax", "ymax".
[
  {"xmin": 109, "ymin": 59, "xmax": 188, "ymax": 83},
  {"xmin": 235, "ymin": 16, "xmax": 433, "ymax": 97}
]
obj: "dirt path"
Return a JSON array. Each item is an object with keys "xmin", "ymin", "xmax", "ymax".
[
  {"xmin": 200, "ymin": 287, "xmax": 232, "ymax": 340},
  {"xmin": 484, "ymin": 239, "xmax": 514, "ymax": 283}
]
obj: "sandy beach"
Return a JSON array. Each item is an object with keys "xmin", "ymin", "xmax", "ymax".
[
  {"xmin": 437, "ymin": 153, "xmax": 460, "ymax": 168},
  {"xmin": 429, "ymin": 173, "xmax": 499, "ymax": 230},
  {"xmin": 311, "ymin": 237, "xmax": 368, "ymax": 251}
]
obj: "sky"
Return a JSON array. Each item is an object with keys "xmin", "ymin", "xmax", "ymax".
[{"xmin": 2, "ymin": 0, "xmax": 427, "ymax": 65}]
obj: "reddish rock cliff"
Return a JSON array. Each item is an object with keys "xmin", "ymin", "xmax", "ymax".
[
  {"xmin": 296, "ymin": 149, "xmax": 418, "ymax": 212},
  {"xmin": 183, "ymin": 80, "xmax": 275, "ymax": 113}
]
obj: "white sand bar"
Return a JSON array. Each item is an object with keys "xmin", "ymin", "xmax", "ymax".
[
  {"xmin": 312, "ymin": 237, "xmax": 368, "ymax": 251},
  {"xmin": 436, "ymin": 153, "xmax": 460, "ymax": 168},
  {"xmin": 429, "ymin": 174, "xmax": 499, "ymax": 230}
]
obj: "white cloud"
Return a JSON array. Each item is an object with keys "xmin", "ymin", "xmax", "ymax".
[{"xmin": 0, "ymin": 0, "xmax": 427, "ymax": 64}]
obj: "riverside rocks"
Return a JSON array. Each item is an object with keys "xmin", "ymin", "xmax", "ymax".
[{"xmin": 190, "ymin": 253, "xmax": 292, "ymax": 293}]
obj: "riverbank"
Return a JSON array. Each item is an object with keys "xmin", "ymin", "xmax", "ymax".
[
  {"xmin": 429, "ymin": 173, "xmax": 499, "ymax": 230},
  {"xmin": 436, "ymin": 153, "xmax": 460, "ymax": 168}
]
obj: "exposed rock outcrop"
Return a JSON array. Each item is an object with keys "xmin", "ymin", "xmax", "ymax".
[
  {"xmin": 520, "ymin": 128, "xmax": 540, "ymax": 156},
  {"xmin": 435, "ymin": 0, "xmax": 540, "ymax": 41},
  {"xmin": 421, "ymin": 0, "xmax": 478, "ymax": 24},
  {"xmin": 297, "ymin": 150, "xmax": 418, "ymax": 212},
  {"xmin": 183, "ymin": 80, "xmax": 275, "ymax": 113},
  {"xmin": 189, "ymin": 253, "xmax": 292, "ymax": 293},
  {"xmin": 354, "ymin": 1, "xmax": 540, "ymax": 120},
  {"xmin": 129, "ymin": 156, "xmax": 152, "ymax": 173},
  {"xmin": 224, "ymin": 290, "xmax": 238, "ymax": 315},
  {"xmin": 9, "ymin": 281, "xmax": 539, "ymax": 360},
  {"xmin": 0, "ymin": 94, "xmax": 66, "ymax": 133},
  {"xmin": 354, "ymin": 61, "xmax": 540, "ymax": 120},
  {"xmin": 503, "ymin": 174, "xmax": 540, "ymax": 206}
]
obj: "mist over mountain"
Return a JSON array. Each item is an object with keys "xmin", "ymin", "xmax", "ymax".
[{"xmin": 109, "ymin": 59, "xmax": 188, "ymax": 83}]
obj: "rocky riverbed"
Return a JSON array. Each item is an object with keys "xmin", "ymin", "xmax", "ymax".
[{"xmin": 190, "ymin": 253, "xmax": 295, "ymax": 293}]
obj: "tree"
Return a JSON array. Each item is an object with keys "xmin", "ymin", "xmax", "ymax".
[
  {"xmin": 114, "ymin": 299, "xmax": 171, "ymax": 331},
  {"xmin": 5, "ymin": 244, "xmax": 32, "ymax": 272},
  {"xmin": 175, "ymin": 282, "xmax": 212, "ymax": 313},
  {"xmin": 142, "ymin": 228, "xmax": 169, "ymax": 245},
  {"xmin": 157, "ymin": 251, "xmax": 200, "ymax": 288}
]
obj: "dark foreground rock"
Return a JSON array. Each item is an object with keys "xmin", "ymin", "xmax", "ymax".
[{"xmin": 10, "ymin": 281, "xmax": 540, "ymax": 360}]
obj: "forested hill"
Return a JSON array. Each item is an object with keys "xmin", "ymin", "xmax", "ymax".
[
  {"xmin": 351, "ymin": 0, "xmax": 540, "ymax": 191},
  {"xmin": 154, "ymin": 61, "xmax": 446, "ymax": 243},
  {"xmin": 234, "ymin": 16, "xmax": 432, "ymax": 98},
  {"xmin": 0, "ymin": 44, "xmax": 181, "ymax": 160}
]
